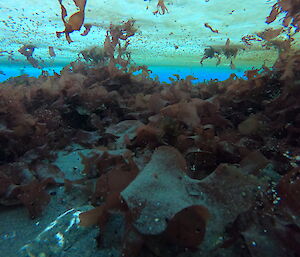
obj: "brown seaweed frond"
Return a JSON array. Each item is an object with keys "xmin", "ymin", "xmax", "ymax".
[
  {"xmin": 200, "ymin": 39, "xmax": 242, "ymax": 66},
  {"xmin": 103, "ymin": 20, "xmax": 137, "ymax": 75},
  {"xmin": 18, "ymin": 45, "xmax": 41, "ymax": 69},
  {"xmin": 241, "ymin": 35, "xmax": 262, "ymax": 46},
  {"xmin": 56, "ymin": 0, "xmax": 88, "ymax": 43},
  {"xmin": 257, "ymin": 28, "xmax": 283, "ymax": 41},
  {"xmin": 204, "ymin": 23, "xmax": 219, "ymax": 33},
  {"xmin": 266, "ymin": 0, "xmax": 300, "ymax": 32},
  {"xmin": 153, "ymin": 0, "xmax": 169, "ymax": 15}
]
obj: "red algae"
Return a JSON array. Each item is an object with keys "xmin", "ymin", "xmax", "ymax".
[
  {"xmin": 48, "ymin": 46, "xmax": 56, "ymax": 57},
  {"xmin": 200, "ymin": 38, "xmax": 241, "ymax": 66},
  {"xmin": 0, "ymin": 47, "xmax": 300, "ymax": 255},
  {"xmin": 18, "ymin": 44, "xmax": 40, "ymax": 68},
  {"xmin": 153, "ymin": 0, "xmax": 169, "ymax": 15},
  {"xmin": 103, "ymin": 20, "xmax": 137, "ymax": 75},
  {"xmin": 80, "ymin": 23, "xmax": 92, "ymax": 36},
  {"xmin": 204, "ymin": 22, "xmax": 219, "ymax": 33},
  {"xmin": 1, "ymin": 3, "xmax": 300, "ymax": 257},
  {"xmin": 278, "ymin": 167, "xmax": 300, "ymax": 215},
  {"xmin": 56, "ymin": 0, "xmax": 88, "ymax": 43},
  {"xmin": 257, "ymin": 28, "xmax": 283, "ymax": 41},
  {"xmin": 267, "ymin": 0, "xmax": 300, "ymax": 32}
]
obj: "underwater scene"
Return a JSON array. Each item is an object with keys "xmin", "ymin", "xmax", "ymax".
[{"xmin": 0, "ymin": 0, "xmax": 300, "ymax": 256}]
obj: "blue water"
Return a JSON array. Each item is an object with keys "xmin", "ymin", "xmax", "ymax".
[
  {"xmin": 0, "ymin": 64, "xmax": 246, "ymax": 83},
  {"xmin": 0, "ymin": 65, "xmax": 62, "ymax": 82},
  {"xmin": 148, "ymin": 66, "xmax": 245, "ymax": 83}
]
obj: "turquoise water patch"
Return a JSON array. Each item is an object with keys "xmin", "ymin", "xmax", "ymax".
[
  {"xmin": 0, "ymin": 64, "xmax": 246, "ymax": 83},
  {"xmin": 0, "ymin": 65, "xmax": 63, "ymax": 82},
  {"xmin": 147, "ymin": 65, "xmax": 246, "ymax": 83}
]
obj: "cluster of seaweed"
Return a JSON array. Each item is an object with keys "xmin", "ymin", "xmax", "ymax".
[
  {"xmin": 199, "ymin": 0, "xmax": 300, "ymax": 70},
  {"xmin": 18, "ymin": 45, "xmax": 41, "ymax": 69},
  {"xmin": 266, "ymin": 0, "xmax": 300, "ymax": 32},
  {"xmin": 0, "ymin": 0, "xmax": 300, "ymax": 256},
  {"xmin": 200, "ymin": 38, "xmax": 242, "ymax": 69},
  {"xmin": 56, "ymin": 0, "xmax": 90, "ymax": 43},
  {"xmin": 79, "ymin": 46, "xmax": 109, "ymax": 66},
  {"xmin": 152, "ymin": 0, "xmax": 169, "ymax": 15},
  {"xmin": 0, "ymin": 44, "xmax": 300, "ymax": 256},
  {"xmin": 103, "ymin": 19, "xmax": 137, "ymax": 74}
]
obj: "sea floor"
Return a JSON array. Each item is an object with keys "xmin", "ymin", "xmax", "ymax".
[{"xmin": 0, "ymin": 59, "xmax": 300, "ymax": 257}]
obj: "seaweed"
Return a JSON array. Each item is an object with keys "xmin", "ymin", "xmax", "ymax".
[
  {"xmin": 266, "ymin": 0, "xmax": 300, "ymax": 32},
  {"xmin": 48, "ymin": 46, "xmax": 56, "ymax": 57},
  {"xmin": 1, "ymin": 8, "xmax": 300, "ymax": 254},
  {"xmin": 257, "ymin": 28, "xmax": 283, "ymax": 41},
  {"xmin": 103, "ymin": 20, "xmax": 137, "ymax": 75},
  {"xmin": 0, "ymin": 162, "xmax": 55, "ymax": 218},
  {"xmin": 164, "ymin": 205, "xmax": 209, "ymax": 248},
  {"xmin": 15, "ymin": 178, "xmax": 55, "ymax": 219},
  {"xmin": 79, "ymin": 46, "xmax": 109, "ymax": 65},
  {"xmin": 200, "ymin": 39, "xmax": 242, "ymax": 66},
  {"xmin": 81, "ymin": 23, "xmax": 92, "ymax": 36},
  {"xmin": 18, "ymin": 45, "xmax": 41, "ymax": 69},
  {"xmin": 242, "ymin": 34, "xmax": 262, "ymax": 46},
  {"xmin": 56, "ymin": 0, "xmax": 88, "ymax": 43},
  {"xmin": 153, "ymin": 0, "xmax": 169, "ymax": 15},
  {"xmin": 204, "ymin": 23, "xmax": 219, "ymax": 33}
]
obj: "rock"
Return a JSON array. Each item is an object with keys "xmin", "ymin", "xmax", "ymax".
[
  {"xmin": 105, "ymin": 120, "xmax": 144, "ymax": 148},
  {"xmin": 238, "ymin": 115, "xmax": 260, "ymax": 135},
  {"xmin": 121, "ymin": 146, "xmax": 263, "ymax": 254},
  {"xmin": 121, "ymin": 146, "xmax": 196, "ymax": 236}
]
